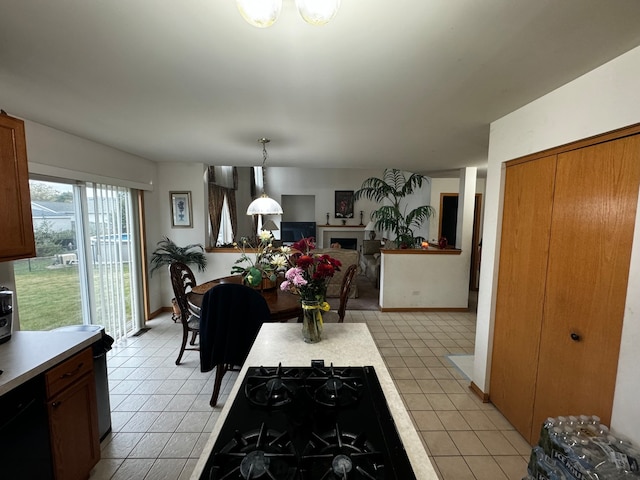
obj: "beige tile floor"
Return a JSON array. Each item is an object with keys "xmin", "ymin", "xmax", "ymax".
[{"xmin": 90, "ymin": 309, "xmax": 530, "ymax": 480}]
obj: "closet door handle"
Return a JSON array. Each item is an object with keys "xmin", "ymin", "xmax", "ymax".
[{"xmin": 570, "ymin": 332, "xmax": 581, "ymax": 342}]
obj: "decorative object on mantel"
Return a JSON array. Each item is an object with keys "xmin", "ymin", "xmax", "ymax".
[
  {"xmin": 438, "ymin": 237, "xmax": 448, "ymax": 249},
  {"xmin": 279, "ymin": 237, "xmax": 342, "ymax": 343},
  {"xmin": 341, "ymin": 219, "xmax": 346, "ymax": 225},
  {"xmin": 354, "ymin": 169, "xmax": 435, "ymax": 249},
  {"xmin": 230, "ymin": 231, "xmax": 287, "ymax": 289},
  {"xmin": 359, "ymin": 210, "xmax": 364, "ymax": 225},
  {"xmin": 326, "ymin": 212, "xmax": 330, "ymax": 225},
  {"xmin": 236, "ymin": 0, "xmax": 341, "ymax": 28},
  {"xmin": 246, "ymin": 138, "xmax": 283, "ymax": 217}
]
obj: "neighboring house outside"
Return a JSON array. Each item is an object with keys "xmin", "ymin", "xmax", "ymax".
[{"xmin": 31, "ymin": 201, "xmax": 75, "ymax": 233}]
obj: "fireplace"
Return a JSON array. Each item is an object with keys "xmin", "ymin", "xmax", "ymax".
[{"xmin": 330, "ymin": 237, "xmax": 357, "ymax": 250}]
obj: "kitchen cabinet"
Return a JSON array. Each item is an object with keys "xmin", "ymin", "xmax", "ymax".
[
  {"xmin": 0, "ymin": 113, "xmax": 35, "ymax": 261},
  {"xmin": 490, "ymin": 130, "xmax": 640, "ymax": 445},
  {"xmin": 46, "ymin": 347, "xmax": 100, "ymax": 480}
]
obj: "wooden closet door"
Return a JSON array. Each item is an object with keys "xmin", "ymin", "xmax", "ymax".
[
  {"xmin": 532, "ymin": 135, "xmax": 640, "ymax": 438},
  {"xmin": 490, "ymin": 155, "xmax": 556, "ymax": 441}
]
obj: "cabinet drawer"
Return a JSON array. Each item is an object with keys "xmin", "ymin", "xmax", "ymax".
[{"xmin": 45, "ymin": 348, "xmax": 93, "ymax": 398}]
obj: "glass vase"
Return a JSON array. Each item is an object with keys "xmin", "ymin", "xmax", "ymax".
[{"xmin": 301, "ymin": 300, "xmax": 323, "ymax": 343}]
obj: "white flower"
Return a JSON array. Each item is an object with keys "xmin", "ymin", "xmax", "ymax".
[
  {"xmin": 270, "ymin": 254, "xmax": 288, "ymax": 268},
  {"xmin": 259, "ymin": 230, "xmax": 272, "ymax": 242}
]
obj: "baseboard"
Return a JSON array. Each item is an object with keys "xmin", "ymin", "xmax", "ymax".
[
  {"xmin": 380, "ymin": 307, "xmax": 469, "ymax": 312},
  {"xmin": 148, "ymin": 306, "xmax": 170, "ymax": 319},
  {"xmin": 469, "ymin": 381, "xmax": 490, "ymax": 403}
]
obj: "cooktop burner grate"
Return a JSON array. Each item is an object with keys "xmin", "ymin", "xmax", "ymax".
[{"xmin": 201, "ymin": 363, "xmax": 416, "ymax": 480}]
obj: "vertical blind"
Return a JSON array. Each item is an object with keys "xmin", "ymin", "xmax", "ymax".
[{"xmin": 88, "ymin": 183, "xmax": 140, "ymax": 342}]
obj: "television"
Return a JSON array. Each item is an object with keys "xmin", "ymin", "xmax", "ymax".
[{"xmin": 280, "ymin": 222, "xmax": 317, "ymax": 243}]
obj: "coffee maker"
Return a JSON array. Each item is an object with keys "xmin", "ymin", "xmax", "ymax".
[{"xmin": 0, "ymin": 287, "xmax": 13, "ymax": 344}]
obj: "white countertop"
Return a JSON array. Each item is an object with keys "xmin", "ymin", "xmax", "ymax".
[
  {"xmin": 0, "ymin": 330, "xmax": 101, "ymax": 396},
  {"xmin": 190, "ymin": 322, "xmax": 439, "ymax": 480}
]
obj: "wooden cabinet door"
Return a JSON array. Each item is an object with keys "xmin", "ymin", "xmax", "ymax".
[
  {"xmin": 0, "ymin": 114, "xmax": 35, "ymax": 261},
  {"xmin": 532, "ymin": 135, "xmax": 640, "ymax": 439},
  {"xmin": 490, "ymin": 155, "xmax": 557, "ymax": 442},
  {"xmin": 48, "ymin": 371, "xmax": 100, "ymax": 480}
]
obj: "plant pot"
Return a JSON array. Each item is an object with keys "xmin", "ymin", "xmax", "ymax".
[{"xmin": 246, "ymin": 276, "xmax": 278, "ymax": 291}]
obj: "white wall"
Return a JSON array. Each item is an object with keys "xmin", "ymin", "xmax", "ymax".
[
  {"xmin": 1, "ymin": 117, "xmax": 158, "ymax": 328},
  {"xmin": 268, "ymin": 167, "xmax": 384, "ymax": 226},
  {"xmin": 474, "ymin": 45, "xmax": 640, "ymax": 442},
  {"xmin": 146, "ymin": 162, "xmax": 208, "ymax": 313},
  {"xmin": 24, "ymin": 119, "xmax": 156, "ymax": 190},
  {"xmin": 380, "ymin": 252, "xmax": 470, "ymax": 308}
]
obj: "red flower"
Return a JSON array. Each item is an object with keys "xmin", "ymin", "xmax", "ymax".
[
  {"xmin": 292, "ymin": 237, "xmax": 315, "ymax": 252},
  {"xmin": 296, "ymin": 255, "xmax": 314, "ymax": 269},
  {"xmin": 315, "ymin": 262, "xmax": 335, "ymax": 278}
]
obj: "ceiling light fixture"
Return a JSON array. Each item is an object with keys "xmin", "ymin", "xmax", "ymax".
[
  {"xmin": 246, "ymin": 138, "xmax": 283, "ymax": 216},
  {"xmin": 236, "ymin": 0, "xmax": 341, "ymax": 28}
]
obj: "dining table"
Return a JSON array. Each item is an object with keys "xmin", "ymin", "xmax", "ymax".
[{"xmin": 188, "ymin": 275, "xmax": 303, "ymax": 323}]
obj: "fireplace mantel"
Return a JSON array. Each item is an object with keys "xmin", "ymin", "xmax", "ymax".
[{"xmin": 317, "ymin": 225, "xmax": 365, "ymax": 248}]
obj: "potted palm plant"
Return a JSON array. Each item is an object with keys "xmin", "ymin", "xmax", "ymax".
[
  {"xmin": 150, "ymin": 236, "xmax": 207, "ymax": 275},
  {"xmin": 354, "ymin": 169, "xmax": 435, "ymax": 248},
  {"xmin": 150, "ymin": 237, "xmax": 207, "ymax": 320}
]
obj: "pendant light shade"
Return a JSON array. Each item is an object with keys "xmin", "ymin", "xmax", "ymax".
[
  {"xmin": 246, "ymin": 138, "xmax": 283, "ymax": 216},
  {"xmin": 247, "ymin": 193, "xmax": 283, "ymax": 215},
  {"xmin": 237, "ymin": 0, "xmax": 282, "ymax": 28},
  {"xmin": 295, "ymin": 0, "xmax": 341, "ymax": 25}
]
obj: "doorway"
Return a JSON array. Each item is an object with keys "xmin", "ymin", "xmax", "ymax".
[{"xmin": 438, "ymin": 193, "xmax": 482, "ymax": 290}]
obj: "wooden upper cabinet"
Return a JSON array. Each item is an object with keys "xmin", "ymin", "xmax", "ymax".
[{"xmin": 0, "ymin": 113, "xmax": 35, "ymax": 261}]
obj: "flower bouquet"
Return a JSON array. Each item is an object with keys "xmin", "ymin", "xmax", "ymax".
[
  {"xmin": 279, "ymin": 237, "xmax": 342, "ymax": 343},
  {"xmin": 230, "ymin": 231, "xmax": 288, "ymax": 288}
]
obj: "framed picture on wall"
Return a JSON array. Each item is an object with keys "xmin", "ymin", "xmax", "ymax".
[
  {"xmin": 170, "ymin": 191, "xmax": 193, "ymax": 228},
  {"xmin": 335, "ymin": 190, "xmax": 354, "ymax": 218}
]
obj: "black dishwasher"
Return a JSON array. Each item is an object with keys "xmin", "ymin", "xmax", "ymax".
[{"xmin": 0, "ymin": 375, "xmax": 54, "ymax": 479}]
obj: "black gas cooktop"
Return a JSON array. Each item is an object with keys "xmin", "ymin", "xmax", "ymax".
[{"xmin": 199, "ymin": 362, "xmax": 417, "ymax": 480}]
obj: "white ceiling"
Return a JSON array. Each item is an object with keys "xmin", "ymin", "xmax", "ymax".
[{"xmin": 2, "ymin": 1, "xmax": 640, "ymax": 176}]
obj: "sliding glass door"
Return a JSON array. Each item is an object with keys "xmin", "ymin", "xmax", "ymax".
[{"xmin": 15, "ymin": 179, "xmax": 143, "ymax": 342}]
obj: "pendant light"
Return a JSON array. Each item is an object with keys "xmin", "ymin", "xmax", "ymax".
[
  {"xmin": 236, "ymin": 0, "xmax": 282, "ymax": 28},
  {"xmin": 296, "ymin": 0, "xmax": 341, "ymax": 26},
  {"xmin": 246, "ymin": 138, "xmax": 283, "ymax": 216},
  {"xmin": 236, "ymin": 0, "xmax": 340, "ymax": 27}
]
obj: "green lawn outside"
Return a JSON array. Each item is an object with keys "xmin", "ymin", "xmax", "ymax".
[{"xmin": 14, "ymin": 257, "xmax": 132, "ymax": 331}]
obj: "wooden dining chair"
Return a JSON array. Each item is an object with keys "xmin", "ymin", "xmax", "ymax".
[
  {"xmin": 169, "ymin": 262, "xmax": 200, "ymax": 365},
  {"xmin": 323, "ymin": 263, "xmax": 358, "ymax": 323},
  {"xmin": 199, "ymin": 283, "xmax": 271, "ymax": 406}
]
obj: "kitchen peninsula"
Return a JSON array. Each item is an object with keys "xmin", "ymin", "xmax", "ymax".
[
  {"xmin": 0, "ymin": 330, "xmax": 102, "ymax": 480},
  {"xmin": 191, "ymin": 323, "xmax": 439, "ymax": 479}
]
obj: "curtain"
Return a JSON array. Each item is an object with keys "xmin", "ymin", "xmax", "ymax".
[{"xmin": 208, "ymin": 166, "xmax": 242, "ymax": 246}]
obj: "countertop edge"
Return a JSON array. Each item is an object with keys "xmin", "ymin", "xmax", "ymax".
[{"xmin": 0, "ymin": 330, "xmax": 102, "ymax": 396}]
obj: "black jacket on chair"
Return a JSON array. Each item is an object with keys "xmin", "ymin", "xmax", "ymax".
[{"xmin": 199, "ymin": 283, "xmax": 270, "ymax": 373}]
